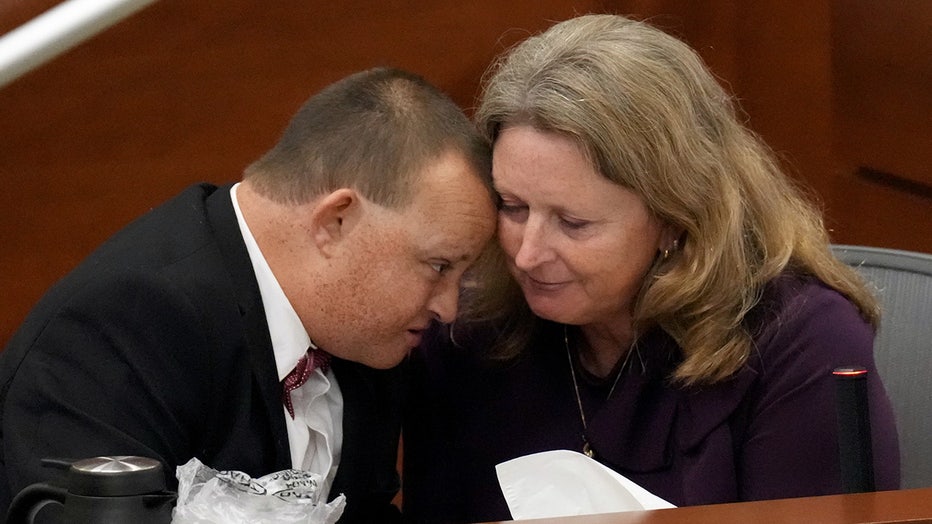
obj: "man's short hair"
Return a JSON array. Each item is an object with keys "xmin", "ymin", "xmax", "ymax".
[{"xmin": 245, "ymin": 67, "xmax": 490, "ymax": 207}]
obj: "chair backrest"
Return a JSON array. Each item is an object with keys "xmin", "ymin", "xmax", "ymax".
[{"xmin": 831, "ymin": 244, "xmax": 932, "ymax": 489}]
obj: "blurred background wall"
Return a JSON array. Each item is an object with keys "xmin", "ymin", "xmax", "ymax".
[{"xmin": 1, "ymin": 0, "xmax": 930, "ymax": 347}]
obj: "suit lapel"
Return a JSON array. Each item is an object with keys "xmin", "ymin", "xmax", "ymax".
[
  {"xmin": 330, "ymin": 359, "xmax": 369, "ymax": 496},
  {"xmin": 205, "ymin": 185, "xmax": 292, "ymax": 470}
]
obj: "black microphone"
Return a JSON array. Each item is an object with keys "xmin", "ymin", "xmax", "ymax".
[{"xmin": 833, "ymin": 366, "xmax": 875, "ymax": 493}]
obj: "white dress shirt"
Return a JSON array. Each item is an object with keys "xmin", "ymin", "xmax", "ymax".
[{"xmin": 230, "ymin": 183, "xmax": 343, "ymax": 497}]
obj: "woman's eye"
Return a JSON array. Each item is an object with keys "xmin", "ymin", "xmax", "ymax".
[{"xmin": 430, "ymin": 262, "xmax": 450, "ymax": 274}]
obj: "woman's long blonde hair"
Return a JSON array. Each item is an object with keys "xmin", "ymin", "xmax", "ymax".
[{"xmin": 466, "ymin": 14, "xmax": 878, "ymax": 386}]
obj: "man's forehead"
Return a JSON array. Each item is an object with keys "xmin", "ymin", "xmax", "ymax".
[{"xmin": 405, "ymin": 187, "xmax": 495, "ymax": 258}]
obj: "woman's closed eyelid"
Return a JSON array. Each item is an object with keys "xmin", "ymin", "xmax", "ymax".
[
  {"xmin": 498, "ymin": 202, "xmax": 529, "ymax": 217},
  {"xmin": 560, "ymin": 215, "xmax": 590, "ymax": 229}
]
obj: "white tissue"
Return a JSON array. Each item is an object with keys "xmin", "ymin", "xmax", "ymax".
[{"xmin": 495, "ymin": 450, "xmax": 675, "ymax": 519}]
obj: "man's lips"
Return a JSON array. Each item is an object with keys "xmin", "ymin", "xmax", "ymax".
[
  {"xmin": 407, "ymin": 323, "xmax": 429, "ymax": 333},
  {"xmin": 406, "ymin": 324, "xmax": 430, "ymax": 344}
]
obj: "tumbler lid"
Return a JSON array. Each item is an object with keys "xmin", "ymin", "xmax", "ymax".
[{"xmin": 68, "ymin": 456, "xmax": 167, "ymax": 496}]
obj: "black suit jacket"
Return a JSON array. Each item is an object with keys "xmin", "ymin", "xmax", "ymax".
[{"xmin": 0, "ymin": 184, "xmax": 403, "ymax": 522}]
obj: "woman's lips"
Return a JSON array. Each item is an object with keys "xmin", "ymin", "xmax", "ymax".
[{"xmin": 522, "ymin": 274, "xmax": 569, "ymax": 291}]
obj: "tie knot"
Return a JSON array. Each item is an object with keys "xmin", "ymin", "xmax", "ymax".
[{"xmin": 282, "ymin": 347, "xmax": 332, "ymax": 418}]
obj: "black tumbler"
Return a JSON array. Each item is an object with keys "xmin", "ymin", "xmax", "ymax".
[
  {"xmin": 5, "ymin": 456, "xmax": 176, "ymax": 523},
  {"xmin": 833, "ymin": 366, "xmax": 875, "ymax": 493}
]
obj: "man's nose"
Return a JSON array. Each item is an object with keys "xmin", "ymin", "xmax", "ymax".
[{"xmin": 428, "ymin": 278, "xmax": 459, "ymax": 324}]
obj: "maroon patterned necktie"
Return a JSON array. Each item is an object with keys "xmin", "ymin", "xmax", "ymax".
[{"xmin": 281, "ymin": 347, "xmax": 332, "ymax": 419}]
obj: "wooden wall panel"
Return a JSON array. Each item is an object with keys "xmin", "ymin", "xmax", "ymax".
[
  {"xmin": 831, "ymin": 0, "xmax": 932, "ymax": 251},
  {"xmin": 0, "ymin": 0, "xmax": 609, "ymax": 345},
  {"xmin": 611, "ymin": 0, "xmax": 931, "ymax": 251},
  {"xmin": 2, "ymin": 1, "xmax": 930, "ymax": 347}
]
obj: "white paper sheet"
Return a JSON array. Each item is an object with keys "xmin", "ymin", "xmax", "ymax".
[{"xmin": 496, "ymin": 449, "xmax": 675, "ymax": 520}]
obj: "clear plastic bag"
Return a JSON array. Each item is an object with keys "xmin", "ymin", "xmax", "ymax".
[{"xmin": 171, "ymin": 457, "xmax": 345, "ymax": 524}]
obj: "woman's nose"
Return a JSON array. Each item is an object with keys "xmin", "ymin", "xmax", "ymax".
[{"xmin": 513, "ymin": 218, "xmax": 552, "ymax": 269}]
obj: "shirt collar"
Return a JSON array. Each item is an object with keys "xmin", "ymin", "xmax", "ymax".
[{"xmin": 230, "ymin": 183, "xmax": 310, "ymax": 381}]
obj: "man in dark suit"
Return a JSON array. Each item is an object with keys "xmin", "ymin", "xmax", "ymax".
[{"xmin": 0, "ymin": 67, "xmax": 497, "ymax": 522}]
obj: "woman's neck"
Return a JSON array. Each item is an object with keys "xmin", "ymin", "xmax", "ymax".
[{"xmin": 576, "ymin": 321, "xmax": 634, "ymax": 378}]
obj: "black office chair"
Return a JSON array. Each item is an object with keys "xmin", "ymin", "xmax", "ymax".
[{"xmin": 831, "ymin": 244, "xmax": 932, "ymax": 489}]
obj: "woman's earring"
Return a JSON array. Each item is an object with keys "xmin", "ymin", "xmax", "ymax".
[{"xmin": 662, "ymin": 239, "xmax": 679, "ymax": 261}]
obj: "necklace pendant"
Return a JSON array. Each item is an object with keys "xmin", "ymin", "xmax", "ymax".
[{"xmin": 583, "ymin": 442, "xmax": 595, "ymax": 458}]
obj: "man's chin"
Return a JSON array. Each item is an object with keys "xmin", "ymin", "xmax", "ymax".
[{"xmin": 362, "ymin": 348, "xmax": 411, "ymax": 370}]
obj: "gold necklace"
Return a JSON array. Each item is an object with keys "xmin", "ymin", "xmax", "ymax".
[{"xmin": 563, "ymin": 325, "xmax": 636, "ymax": 459}]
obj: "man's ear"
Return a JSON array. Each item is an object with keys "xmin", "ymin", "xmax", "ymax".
[{"xmin": 310, "ymin": 188, "xmax": 358, "ymax": 255}]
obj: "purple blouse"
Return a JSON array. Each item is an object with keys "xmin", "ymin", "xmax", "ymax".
[{"xmin": 401, "ymin": 275, "xmax": 900, "ymax": 523}]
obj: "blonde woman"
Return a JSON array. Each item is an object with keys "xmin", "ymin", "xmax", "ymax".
[{"xmin": 402, "ymin": 14, "xmax": 899, "ymax": 523}]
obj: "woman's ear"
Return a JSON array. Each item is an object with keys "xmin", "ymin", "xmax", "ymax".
[{"xmin": 310, "ymin": 188, "xmax": 358, "ymax": 255}]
